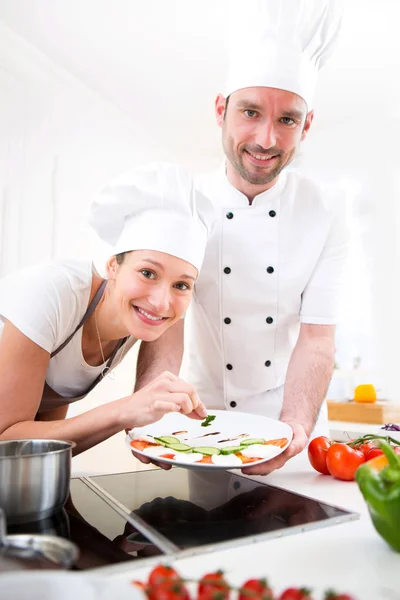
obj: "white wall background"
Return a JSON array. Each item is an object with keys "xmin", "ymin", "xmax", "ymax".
[{"xmin": 0, "ymin": 1, "xmax": 400, "ymax": 450}]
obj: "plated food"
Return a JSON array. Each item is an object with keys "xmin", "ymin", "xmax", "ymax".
[{"xmin": 127, "ymin": 410, "xmax": 292, "ymax": 469}]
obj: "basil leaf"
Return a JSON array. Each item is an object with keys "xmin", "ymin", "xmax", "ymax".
[{"xmin": 201, "ymin": 415, "xmax": 216, "ymax": 428}]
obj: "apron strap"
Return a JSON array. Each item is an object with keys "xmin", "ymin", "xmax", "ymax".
[
  {"xmin": 40, "ymin": 279, "xmax": 130, "ymax": 410},
  {"xmin": 50, "ymin": 279, "xmax": 108, "ymax": 358}
]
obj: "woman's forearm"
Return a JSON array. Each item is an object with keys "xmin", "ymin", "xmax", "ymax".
[{"xmin": 0, "ymin": 397, "xmax": 127, "ymax": 455}]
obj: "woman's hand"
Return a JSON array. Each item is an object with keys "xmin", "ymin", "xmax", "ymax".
[{"xmin": 122, "ymin": 370, "xmax": 207, "ymax": 429}]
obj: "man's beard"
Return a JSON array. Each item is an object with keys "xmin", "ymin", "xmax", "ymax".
[
  {"xmin": 223, "ymin": 138, "xmax": 296, "ymax": 186},
  {"xmin": 235, "ymin": 152, "xmax": 284, "ymax": 185}
]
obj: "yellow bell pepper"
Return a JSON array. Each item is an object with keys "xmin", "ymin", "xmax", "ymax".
[{"xmin": 354, "ymin": 383, "xmax": 377, "ymax": 403}]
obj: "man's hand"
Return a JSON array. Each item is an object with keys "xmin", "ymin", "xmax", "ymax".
[{"xmin": 241, "ymin": 422, "xmax": 308, "ymax": 476}]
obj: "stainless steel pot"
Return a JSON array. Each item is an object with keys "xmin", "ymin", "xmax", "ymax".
[{"xmin": 0, "ymin": 440, "xmax": 75, "ymax": 524}]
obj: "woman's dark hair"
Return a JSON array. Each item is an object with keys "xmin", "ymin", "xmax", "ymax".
[{"xmin": 115, "ymin": 252, "xmax": 129, "ymax": 265}]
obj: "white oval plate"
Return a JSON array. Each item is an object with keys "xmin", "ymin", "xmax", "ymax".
[{"xmin": 126, "ymin": 410, "xmax": 292, "ymax": 469}]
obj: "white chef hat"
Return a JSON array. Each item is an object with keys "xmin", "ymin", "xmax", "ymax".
[
  {"xmin": 224, "ymin": 0, "xmax": 343, "ymax": 109},
  {"xmin": 88, "ymin": 163, "xmax": 214, "ymax": 272}
]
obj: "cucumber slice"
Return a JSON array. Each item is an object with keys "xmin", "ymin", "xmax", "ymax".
[
  {"xmin": 240, "ymin": 438, "xmax": 266, "ymax": 446},
  {"xmin": 192, "ymin": 446, "xmax": 220, "ymax": 456},
  {"xmin": 166, "ymin": 443, "xmax": 193, "ymax": 452},
  {"xmin": 155, "ymin": 436, "xmax": 179, "ymax": 445},
  {"xmin": 220, "ymin": 445, "xmax": 245, "ymax": 455}
]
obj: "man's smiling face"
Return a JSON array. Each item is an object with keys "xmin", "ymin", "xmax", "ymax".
[{"xmin": 216, "ymin": 86, "xmax": 313, "ymax": 191}]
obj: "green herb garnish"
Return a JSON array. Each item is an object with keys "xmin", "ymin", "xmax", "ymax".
[{"xmin": 201, "ymin": 414, "xmax": 216, "ymax": 427}]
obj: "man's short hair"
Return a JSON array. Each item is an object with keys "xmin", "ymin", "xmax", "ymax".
[{"xmin": 223, "ymin": 95, "xmax": 230, "ymax": 120}]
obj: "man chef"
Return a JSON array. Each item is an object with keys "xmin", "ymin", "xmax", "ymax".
[{"xmin": 133, "ymin": 0, "xmax": 348, "ymax": 475}]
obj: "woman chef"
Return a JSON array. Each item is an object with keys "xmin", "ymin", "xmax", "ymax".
[{"xmin": 0, "ymin": 163, "xmax": 212, "ymax": 455}]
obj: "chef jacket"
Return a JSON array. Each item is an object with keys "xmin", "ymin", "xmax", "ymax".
[{"xmin": 186, "ymin": 166, "xmax": 348, "ymax": 418}]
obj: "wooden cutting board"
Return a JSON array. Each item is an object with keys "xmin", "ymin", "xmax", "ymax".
[{"xmin": 327, "ymin": 400, "xmax": 400, "ymax": 424}]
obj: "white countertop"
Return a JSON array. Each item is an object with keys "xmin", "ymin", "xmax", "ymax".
[{"xmin": 73, "ymin": 442, "xmax": 400, "ymax": 600}]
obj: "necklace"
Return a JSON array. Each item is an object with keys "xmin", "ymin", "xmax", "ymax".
[{"xmin": 94, "ymin": 308, "xmax": 129, "ymax": 380}]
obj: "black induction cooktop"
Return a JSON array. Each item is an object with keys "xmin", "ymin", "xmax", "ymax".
[{"xmin": 6, "ymin": 468, "xmax": 359, "ymax": 571}]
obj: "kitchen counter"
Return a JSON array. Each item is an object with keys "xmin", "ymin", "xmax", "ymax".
[{"xmin": 73, "ymin": 449, "xmax": 400, "ymax": 599}]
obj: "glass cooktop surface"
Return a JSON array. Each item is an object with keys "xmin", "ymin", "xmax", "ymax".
[
  {"xmin": 5, "ymin": 467, "xmax": 358, "ymax": 571},
  {"xmin": 89, "ymin": 467, "xmax": 358, "ymax": 552}
]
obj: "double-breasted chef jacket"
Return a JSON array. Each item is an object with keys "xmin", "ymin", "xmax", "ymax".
[{"xmin": 186, "ymin": 165, "xmax": 348, "ymax": 425}]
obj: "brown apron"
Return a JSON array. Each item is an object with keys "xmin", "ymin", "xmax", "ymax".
[{"xmin": 37, "ymin": 280, "xmax": 130, "ymax": 414}]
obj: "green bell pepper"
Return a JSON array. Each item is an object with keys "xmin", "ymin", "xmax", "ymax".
[{"xmin": 356, "ymin": 440, "xmax": 400, "ymax": 552}]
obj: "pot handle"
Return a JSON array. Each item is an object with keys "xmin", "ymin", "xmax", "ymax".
[{"xmin": 0, "ymin": 508, "xmax": 7, "ymax": 547}]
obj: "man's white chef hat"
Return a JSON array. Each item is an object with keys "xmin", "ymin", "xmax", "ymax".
[
  {"xmin": 224, "ymin": 0, "xmax": 343, "ymax": 109},
  {"xmin": 88, "ymin": 163, "xmax": 214, "ymax": 272}
]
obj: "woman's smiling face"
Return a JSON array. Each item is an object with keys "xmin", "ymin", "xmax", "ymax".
[{"xmin": 107, "ymin": 250, "xmax": 197, "ymax": 341}]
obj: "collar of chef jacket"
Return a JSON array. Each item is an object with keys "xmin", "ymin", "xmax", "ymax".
[{"xmin": 206, "ymin": 160, "xmax": 289, "ymax": 209}]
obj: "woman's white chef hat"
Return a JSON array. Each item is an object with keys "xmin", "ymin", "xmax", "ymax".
[
  {"xmin": 88, "ymin": 163, "xmax": 214, "ymax": 272},
  {"xmin": 224, "ymin": 0, "xmax": 344, "ymax": 109}
]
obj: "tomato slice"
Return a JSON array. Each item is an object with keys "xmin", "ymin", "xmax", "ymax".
[
  {"xmin": 196, "ymin": 455, "xmax": 213, "ymax": 464},
  {"xmin": 130, "ymin": 440, "xmax": 160, "ymax": 451},
  {"xmin": 235, "ymin": 453, "xmax": 259, "ymax": 464},
  {"xmin": 263, "ymin": 438, "xmax": 288, "ymax": 448}
]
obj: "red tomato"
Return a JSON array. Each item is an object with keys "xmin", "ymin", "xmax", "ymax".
[
  {"xmin": 308, "ymin": 436, "xmax": 332, "ymax": 475},
  {"xmin": 365, "ymin": 447, "xmax": 384, "ymax": 461},
  {"xmin": 238, "ymin": 578, "xmax": 274, "ymax": 600},
  {"xmin": 198, "ymin": 591, "xmax": 232, "ymax": 600},
  {"xmin": 394, "ymin": 446, "xmax": 400, "ymax": 455},
  {"xmin": 326, "ymin": 443, "xmax": 365, "ymax": 481},
  {"xmin": 148, "ymin": 565, "xmax": 181, "ymax": 587},
  {"xmin": 279, "ymin": 588, "xmax": 313, "ymax": 600},
  {"xmin": 198, "ymin": 571, "xmax": 229, "ymax": 599},
  {"xmin": 324, "ymin": 593, "xmax": 356, "ymax": 600},
  {"xmin": 149, "ymin": 582, "xmax": 190, "ymax": 600},
  {"xmin": 357, "ymin": 442, "xmax": 375, "ymax": 457}
]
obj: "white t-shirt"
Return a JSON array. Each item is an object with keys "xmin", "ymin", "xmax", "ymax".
[{"xmin": 0, "ymin": 259, "xmax": 137, "ymax": 400}]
